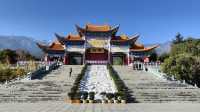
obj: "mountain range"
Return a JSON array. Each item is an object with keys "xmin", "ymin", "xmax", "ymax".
[
  {"xmin": 0, "ymin": 36, "xmax": 44, "ymax": 58},
  {"xmin": 146, "ymin": 41, "xmax": 171, "ymax": 55},
  {"xmin": 0, "ymin": 36, "xmax": 171, "ymax": 58}
]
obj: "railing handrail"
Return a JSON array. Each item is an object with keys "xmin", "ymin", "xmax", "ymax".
[{"xmin": 0, "ymin": 61, "xmax": 61, "ymax": 85}]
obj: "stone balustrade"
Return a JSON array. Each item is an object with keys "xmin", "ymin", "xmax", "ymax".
[{"xmin": 1, "ymin": 61, "xmax": 61, "ymax": 85}]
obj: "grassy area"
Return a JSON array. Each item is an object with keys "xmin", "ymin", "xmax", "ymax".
[
  {"xmin": 0, "ymin": 67, "xmax": 27, "ymax": 82},
  {"xmin": 0, "ymin": 63, "xmax": 9, "ymax": 69},
  {"xmin": 0, "ymin": 61, "xmax": 45, "ymax": 83}
]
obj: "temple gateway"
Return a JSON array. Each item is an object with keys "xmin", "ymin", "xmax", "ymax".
[{"xmin": 37, "ymin": 24, "xmax": 158, "ymax": 65}]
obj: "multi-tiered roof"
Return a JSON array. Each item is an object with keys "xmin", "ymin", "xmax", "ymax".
[
  {"xmin": 37, "ymin": 24, "xmax": 158, "ymax": 53},
  {"xmin": 76, "ymin": 24, "xmax": 119, "ymax": 37}
]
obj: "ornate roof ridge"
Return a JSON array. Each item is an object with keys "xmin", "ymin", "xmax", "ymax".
[
  {"xmin": 75, "ymin": 24, "xmax": 119, "ymax": 36},
  {"xmin": 130, "ymin": 44, "xmax": 159, "ymax": 52},
  {"xmin": 85, "ymin": 23, "xmax": 111, "ymax": 31}
]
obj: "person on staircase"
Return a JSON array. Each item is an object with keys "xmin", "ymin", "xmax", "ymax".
[{"xmin": 69, "ymin": 67, "xmax": 72, "ymax": 77}]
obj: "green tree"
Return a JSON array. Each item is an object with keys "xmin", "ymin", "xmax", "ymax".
[
  {"xmin": 0, "ymin": 49, "xmax": 37, "ymax": 64},
  {"xmin": 158, "ymin": 53, "xmax": 169, "ymax": 62},
  {"xmin": 0, "ymin": 49, "xmax": 17, "ymax": 64},
  {"xmin": 172, "ymin": 33, "xmax": 184, "ymax": 44},
  {"xmin": 161, "ymin": 37, "xmax": 200, "ymax": 86},
  {"xmin": 149, "ymin": 51, "xmax": 158, "ymax": 62}
]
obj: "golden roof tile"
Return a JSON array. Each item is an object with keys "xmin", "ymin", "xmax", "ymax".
[{"xmin": 85, "ymin": 24, "xmax": 111, "ymax": 31}]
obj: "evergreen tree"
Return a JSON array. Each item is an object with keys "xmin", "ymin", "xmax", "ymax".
[
  {"xmin": 173, "ymin": 33, "xmax": 184, "ymax": 44},
  {"xmin": 0, "ymin": 49, "xmax": 17, "ymax": 64},
  {"xmin": 162, "ymin": 37, "xmax": 200, "ymax": 86},
  {"xmin": 149, "ymin": 51, "xmax": 158, "ymax": 62}
]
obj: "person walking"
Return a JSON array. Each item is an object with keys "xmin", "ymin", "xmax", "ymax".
[
  {"xmin": 145, "ymin": 67, "xmax": 148, "ymax": 72},
  {"xmin": 69, "ymin": 67, "xmax": 72, "ymax": 77}
]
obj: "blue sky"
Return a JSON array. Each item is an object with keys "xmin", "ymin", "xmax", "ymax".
[{"xmin": 0, "ymin": 0, "xmax": 199, "ymax": 44}]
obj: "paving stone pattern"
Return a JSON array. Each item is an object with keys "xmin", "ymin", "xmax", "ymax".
[{"xmin": 0, "ymin": 102, "xmax": 200, "ymax": 112}]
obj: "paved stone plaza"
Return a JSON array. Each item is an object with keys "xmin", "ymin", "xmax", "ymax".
[{"xmin": 0, "ymin": 102, "xmax": 200, "ymax": 112}]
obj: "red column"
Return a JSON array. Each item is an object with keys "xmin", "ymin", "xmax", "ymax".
[
  {"xmin": 124, "ymin": 55, "xmax": 127, "ymax": 65},
  {"xmin": 63, "ymin": 54, "xmax": 68, "ymax": 65},
  {"xmin": 129, "ymin": 56, "xmax": 132, "ymax": 64},
  {"xmin": 126, "ymin": 55, "xmax": 128, "ymax": 65},
  {"xmin": 125, "ymin": 54, "xmax": 131, "ymax": 65}
]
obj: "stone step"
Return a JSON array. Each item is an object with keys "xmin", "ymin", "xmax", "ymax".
[
  {"xmin": 113, "ymin": 66, "xmax": 200, "ymax": 103},
  {"xmin": 0, "ymin": 65, "xmax": 83, "ymax": 103}
]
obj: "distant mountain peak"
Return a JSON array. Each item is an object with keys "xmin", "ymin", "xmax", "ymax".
[
  {"xmin": 0, "ymin": 35, "xmax": 44, "ymax": 58},
  {"xmin": 145, "ymin": 41, "xmax": 172, "ymax": 55}
]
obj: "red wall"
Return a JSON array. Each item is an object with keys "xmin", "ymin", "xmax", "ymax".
[
  {"xmin": 63, "ymin": 55, "xmax": 68, "ymax": 65},
  {"xmin": 86, "ymin": 53, "xmax": 108, "ymax": 60},
  {"xmin": 124, "ymin": 56, "xmax": 131, "ymax": 65}
]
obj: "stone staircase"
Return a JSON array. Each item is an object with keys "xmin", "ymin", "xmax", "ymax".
[
  {"xmin": 1, "ymin": 65, "xmax": 199, "ymax": 103},
  {"xmin": 0, "ymin": 65, "xmax": 83, "ymax": 103},
  {"xmin": 113, "ymin": 66, "xmax": 200, "ymax": 103}
]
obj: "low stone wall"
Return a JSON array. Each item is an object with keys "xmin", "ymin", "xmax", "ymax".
[
  {"xmin": 1, "ymin": 62, "xmax": 61, "ymax": 85},
  {"xmin": 30, "ymin": 62, "xmax": 61, "ymax": 80}
]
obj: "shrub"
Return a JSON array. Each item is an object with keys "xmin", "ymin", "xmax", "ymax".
[
  {"xmin": 68, "ymin": 92, "xmax": 75, "ymax": 100},
  {"xmin": 107, "ymin": 64, "xmax": 129, "ymax": 101},
  {"xmin": 70, "ymin": 85, "xmax": 78, "ymax": 93},
  {"xmin": 106, "ymin": 93, "xmax": 114, "ymax": 100},
  {"xmin": 89, "ymin": 92, "xmax": 95, "ymax": 100},
  {"xmin": 68, "ymin": 64, "xmax": 88, "ymax": 99},
  {"xmin": 81, "ymin": 91, "xmax": 88, "ymax": 100},
  {"xmin": 100, "ymin": 92, "xmax": 106, "ymax": 96},
  {"xmin": 100, "ymin": 92, "xmax": 106, "ymax": 99},
  {"xmin": 74, "ymin": 92, "xmax": 81, "ymax": 100},
  {"xmin": 0, "ymin": 68, "xmax": 27, "ymax": 82},
  {"xmin": 114, "ymin": 92, "xmax": 120, "ymax": 100},
  {"xmin": 119, "ymin": 92, "xmax": 127, "ymax": 100}
]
